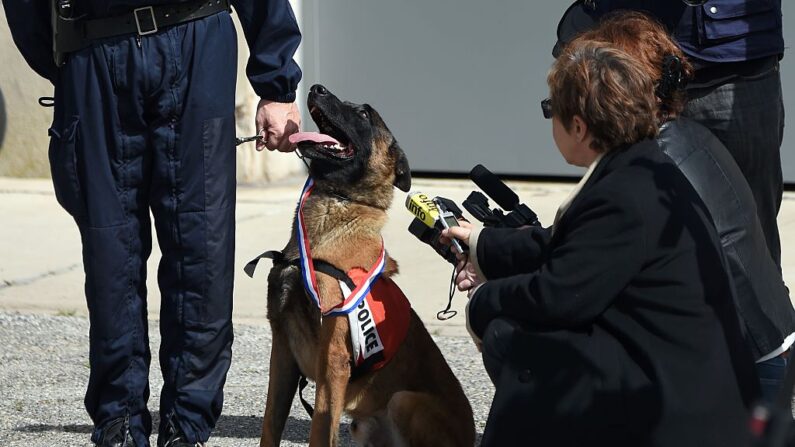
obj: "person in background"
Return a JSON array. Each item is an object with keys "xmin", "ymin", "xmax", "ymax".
[
  {"xmin": 570, "ymin": 9, "xmax": 795, "ymax": 405},
  {"xmin": 3, "ymin": 0, "xmax": 302, "ymax": 446},
  {"xmin": 443, "ymin": 40, "xmax": 759, "ymax": 446},
  {"xmin": 555, "ymin": 0, "xmax": 786, "ymax": 269}
]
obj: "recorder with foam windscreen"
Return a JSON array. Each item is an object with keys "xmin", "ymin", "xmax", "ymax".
[
  {"xmin": 404, "ymin": 191, "xmax": 467, "ymax": 264},
  {"xmin": 405, "ymin": 165, "xmax": 540, "ymax": 264}
]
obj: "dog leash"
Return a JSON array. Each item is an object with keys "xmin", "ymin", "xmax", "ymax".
[
  {"xmin": 298, "ymin": 376, "xmax": 315, "ymax": 417},
  {"xmin": 235, "ymin": 135, "xmax": 262, "ymax": 146}
]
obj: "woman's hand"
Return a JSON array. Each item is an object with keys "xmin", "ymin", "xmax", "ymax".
[
  {"xmin": 454, "ymin": 258, "xmax": 484, "ymax": 292},
  {"xmin": 442, "ymin": 224, "xmax": 485, "ymax": 291},
  {"xmin": 442, "ymin": 220, "xmax": 485, "ymax": 350},
  {"xmin": 439, "ymin": 221, "xmax": 472, "ymax": 251}
]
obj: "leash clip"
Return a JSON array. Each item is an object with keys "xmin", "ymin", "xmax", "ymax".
[{"xmin": 235, "ymin": 135, "xmax": 262, "ymax": 146}]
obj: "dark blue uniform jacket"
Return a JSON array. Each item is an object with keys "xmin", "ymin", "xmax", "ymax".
[
  {"xmin": 586, "ymin": 0, "xmax": 783, "ymax": 63},
  {"xmin": 2, "ymin": 0, "xmax": 302, "ymax": 101}
]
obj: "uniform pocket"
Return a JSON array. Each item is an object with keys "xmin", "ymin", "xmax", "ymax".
[
  {"xmin": 48, "ymin": 116, "xmax": 86, "ymax": 219},
  {"xmin": 202, "ymin": 116, "xmax": 236, "ymax": 211},
  {"xmin": 702, "ymin": 0, "xmax": 779, "ymax": 41}
]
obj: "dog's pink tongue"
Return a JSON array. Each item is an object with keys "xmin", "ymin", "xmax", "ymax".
[{"xmin": 289, "ymin": 132, "xmax": 340, "ymax": 145}]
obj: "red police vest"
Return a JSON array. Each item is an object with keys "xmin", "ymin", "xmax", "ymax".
[{"xmin": 342, "ymin": 268, "xmax": 411, "ymax": 376}]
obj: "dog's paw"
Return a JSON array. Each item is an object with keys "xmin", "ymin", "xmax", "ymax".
[{"xmin": 349, "ymin": 413, "xmax": 407, "ymax": 447}]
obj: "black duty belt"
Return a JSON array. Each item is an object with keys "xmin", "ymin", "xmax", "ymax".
[{"xmin": 56, "ymin": 0, "xmax": 231, "ymax": 54}]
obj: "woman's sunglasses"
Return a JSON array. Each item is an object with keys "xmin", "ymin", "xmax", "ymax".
[{"xmin": 541, "ymin": 98, "xmax": 553, "ymax": 119}]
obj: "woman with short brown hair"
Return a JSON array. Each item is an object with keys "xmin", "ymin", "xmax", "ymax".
[
  {"xmin": 443, "ymin": 39, "xmax": 758, "ymax": 446},
  {"xmin": 546, "ymin": 41, "xmax": 659, "ymax": 153},
  {"xmin": 571, "ymin": 11, "xmax": 795, "ymax": 404},
  {"xmin": 573, "ymin": 11, "xmax": 694, "ymax": 119}
]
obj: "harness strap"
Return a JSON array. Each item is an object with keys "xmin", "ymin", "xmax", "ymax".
[
  {"xmin": 245, "ymin": 249, "xmax": 377, "ymax": 417},
  {"xmin": 243, "ymin": 250, "xmax": 283, "ymax": 278},
  {"xmin": 244, "ymin": 250, "xmax": 355, "ymax": 290}
]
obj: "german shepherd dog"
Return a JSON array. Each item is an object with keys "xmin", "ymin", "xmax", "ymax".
[{"xmin": 258, "ymin": 84, "xmax": 475, "ymax": 447}]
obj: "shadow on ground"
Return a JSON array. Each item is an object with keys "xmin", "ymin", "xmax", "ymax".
[{"xmin": 15, "ymin": 413, "xmax": 323, "ymax": 442}]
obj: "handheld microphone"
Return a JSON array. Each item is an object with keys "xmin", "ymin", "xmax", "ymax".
[
  {"xmin": 469, "ymin": 164, "xmax": 520, "ymax": 211},
  {"xmin": 407, "ymin": 219, "xmax": 457, "ymax": 264},
  {"xmin": 464, "ymin": 165, "xmax": 540, "ymax": 228},
  {"xmin": 405, "ymin": 191, "xmax": 440, "ymax": 228},
  {"xmin": 405, "ymin": 192, "xmax": 468, "ymax": 256},
  {"xmin": 434, "ymin": 198, "xmax": 467, "ymax": 255}
]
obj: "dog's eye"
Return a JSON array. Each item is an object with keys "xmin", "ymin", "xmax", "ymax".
[{"xmin": 358, "ymin": 110, "xmax": 369, "ymax": 120}]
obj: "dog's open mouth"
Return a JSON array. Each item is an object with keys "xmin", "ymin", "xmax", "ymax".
[{"xmin": 289, "ymin": 106, "xmax": 354, "ymax": 160}]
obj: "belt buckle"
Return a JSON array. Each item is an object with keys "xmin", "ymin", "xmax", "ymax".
[{"xmin": 134, "ymin": 6, "xmax": 158, "ymax": 36}]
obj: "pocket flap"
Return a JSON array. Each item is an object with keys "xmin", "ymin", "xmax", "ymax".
[
  {"xmin": 702, "ymin": 0, "xmax": 774, "ymax": 20},
  {"xmin": 702, "ymin": 0, "xmax": 779, "ymax": 41}
]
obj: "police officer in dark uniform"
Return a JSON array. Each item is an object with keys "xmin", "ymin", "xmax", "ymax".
[
  {"xmin": 556, "ymin": 0, "xmax": 786, "ymax": 268},
  {"xmin": 3, "ymin": 0, "xmax": 302, "ymax": 445}
]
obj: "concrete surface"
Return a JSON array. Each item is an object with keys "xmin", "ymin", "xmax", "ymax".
[
  {"xmin": 4, "ymin": 175, "xmax": 795, "ymax": 334},
  {"xmin": 3, "ymin": 174, "xmax": 795, "ymax": 445},
  {"xmin": 0, "ymin": 313, "xmax": 494, "ymax": 446},
  {"xmin": 0, "ymin": 175, "xmax": 578, "ymax": 337}
]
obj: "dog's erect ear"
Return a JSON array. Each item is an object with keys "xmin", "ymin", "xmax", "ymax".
[{"xmin": 392, "ymin": 143, "xmax": 411, "ymax": 192}]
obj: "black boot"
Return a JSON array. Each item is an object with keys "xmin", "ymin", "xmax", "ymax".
[
  {"xmin": 158, "ymin": 417, "xmax": 206, "ymax": 447},
  {"xmin": 96, "ymin": 415, "xmax": 135, "ymax": 447}
]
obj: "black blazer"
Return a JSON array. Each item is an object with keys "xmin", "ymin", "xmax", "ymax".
[
  {"xmin": 659, "ymin": 117, "xmax": 795, "ymax": 360},
  {"xmin": 469, "ymin": 139, "xmax": 760, "ymax": 447}
]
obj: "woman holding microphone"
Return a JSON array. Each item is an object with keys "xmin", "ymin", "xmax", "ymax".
[{"xmin": 443, "ymin": 40, "xmax": 758, "ymax": 446}]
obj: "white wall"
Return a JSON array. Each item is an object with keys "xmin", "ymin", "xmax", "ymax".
[
  {"xmin": 298, "ymin": 0, "xmax": 578, "ymax": 177},
  {"xmin": 0, "ymin": 2, "xmax": 53, "ymax": 178},
  {"xmin": 300, "ymin": 0, "xmax": 795, "ymax": 181},
  {"xmin": 780, "ymin": 0, "xmax": 794, "ymax": 184},
  {"xmin": 0, "ymin": 3, "xmax": 306, "ymax": 182},
  {"xmin": 233, "ymin": 0, "xmax": 306, "ymax": 184},
  {"xmin": 2, "ymin": 2, "xmax": 794, "ymax": 181}
]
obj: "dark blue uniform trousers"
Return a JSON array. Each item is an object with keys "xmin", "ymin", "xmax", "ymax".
[{"xmin": 48, "ymin": 12, "xmax": 237, "ymax": 445}]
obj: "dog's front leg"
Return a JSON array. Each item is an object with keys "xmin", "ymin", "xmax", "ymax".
[
  {"xmin": 309, "ymin": 314, "xmax": 352, "ymax": 446},
  {"xmin": 260, "ymin": 327, "xmax": 301, "ymax": 447}
]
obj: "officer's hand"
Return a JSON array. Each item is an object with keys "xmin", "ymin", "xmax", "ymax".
[{"xmin": 256, "ymin": 99, "xmax": 301, "ymax": 152}]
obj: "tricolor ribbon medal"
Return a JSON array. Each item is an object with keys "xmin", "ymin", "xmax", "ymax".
[{"xmin": 296, "ymin": 177, "xmax": 387, "ymax": 317}]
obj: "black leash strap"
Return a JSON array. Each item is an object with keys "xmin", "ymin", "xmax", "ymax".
[{"xmin": 298, "ymin": 375, "xmax": 314, "ymax": 417}]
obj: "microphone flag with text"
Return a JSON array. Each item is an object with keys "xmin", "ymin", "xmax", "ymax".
[{"xmin": 404, "ymin": 191, "xmax": 467, "ymax": 265}]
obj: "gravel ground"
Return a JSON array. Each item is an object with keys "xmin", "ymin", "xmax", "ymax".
[{"xmin": 0, "ymin": 312, "xmax": 492, "ymax": 446}]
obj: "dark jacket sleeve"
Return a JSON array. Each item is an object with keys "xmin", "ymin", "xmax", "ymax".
[
  {"xmin": 476, "ymin": 226, "xmax": 552, "ymax": 279},
  {"xmin": 468, "ymin": 185, "xmax": 645, "ymax": 337},
  {"xmin": 2, "ymin": 0, "xmax": 57, "ymax": 81},
  {"xmin": 230, "ymin": 0, "xmax": 302, "ymax": 102}
]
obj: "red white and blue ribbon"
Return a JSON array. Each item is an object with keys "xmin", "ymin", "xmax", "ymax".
[{"xmin": 296, "ymin": 177, "xmax": 387, "ymax": 317}]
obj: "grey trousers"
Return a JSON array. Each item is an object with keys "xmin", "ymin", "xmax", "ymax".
[{"xmin": 683, "ymin": 63, "xmax": 785, "ymax": 267}]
